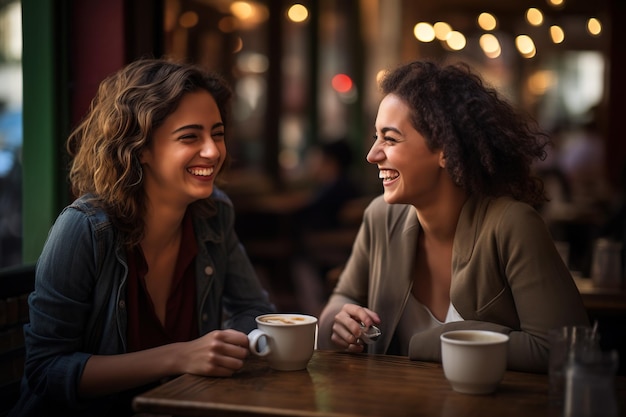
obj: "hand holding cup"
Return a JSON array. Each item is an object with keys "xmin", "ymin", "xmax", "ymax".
[{"xmin": 248, "ymin": 314, "xmax": 317, "ymax": 371}]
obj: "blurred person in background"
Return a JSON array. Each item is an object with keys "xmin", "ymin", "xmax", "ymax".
[
  {"xmin": 295, "ymin": 138, "xmax": 363, "ymax": 231},
  {"xmin": 291, "ymin": 138, "xmax": 364, "ymax": 316}
]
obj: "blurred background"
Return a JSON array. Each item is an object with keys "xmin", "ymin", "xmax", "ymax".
[{"xmin": 0, "ymin": 0, "xmax": 624, "ymax": 314}]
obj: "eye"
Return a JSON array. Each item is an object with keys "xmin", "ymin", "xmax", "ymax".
[
  {"xmin": 383, "ymin": 135, "xmax": 399, "ymax": 143},
  {"xmin": 178, "ymin": 134, "xmax": 198, "ymax": 142},
  {"xmin": 212, "ymin": 131, "xmax": 225, "ymax": 141}
]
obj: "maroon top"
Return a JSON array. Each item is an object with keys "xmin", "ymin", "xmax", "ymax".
[{"xmin": 126, "ymin": 213, "xmax": 199, "ymax": 352}]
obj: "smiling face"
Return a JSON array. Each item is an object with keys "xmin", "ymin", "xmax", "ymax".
[
  {"xmin": 367, "ymin": 93, "xmax": 446, "ymax": 206},
  {"xmin": 140, "ymin": 90, "xmax": 226, "ymax": 209}
]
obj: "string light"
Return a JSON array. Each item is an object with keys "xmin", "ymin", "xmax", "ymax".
[
  {"xmin": 516, "ymin": 35, "xmax": 536, "ymax": 58},
  {"xmin": 414, "ymin": 22, "xmax": 436, "ymax": 42},
  {"xmin": 434, "ymin": 22, "xmax": 452, "ymax": 41},
  {"xmin": 408, "ymin": 5, "xmax": 601, "ymax": 57},
  {"xmin": 479, "ymin": 33, "xmax": 501, "ymax": 58},
  {"xmin": 547, "ymin": 0, "xmax": 565, "ymax": 8},
  {"xmin": 526, "ymin": 8, "xmax": 544, "ymax": 26},
  {"xmin": 587, "ymin": 18, "xmax": 602, "ymax": 36},
  {"xmin": 477, "ymin": 13, "xmax": 497, "ymax": 31},
  {"xmin": 550, "ymin": 25, "xmax": 565, "ymax": 44},
  {"xmin": 445, "ymin": 31, "xmax": 466, "ymax": 51},
  {"xmin": 287, "ymin": 4, "xmax": 308, "ymax": 23}
]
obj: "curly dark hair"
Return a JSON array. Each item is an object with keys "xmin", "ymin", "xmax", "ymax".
[
  {"xmin": 380, "ymin": 60, "xmax": 549, "ymax": 207},
  {"xmin": 67, "ymin": 58, "xmax": 233, "ymax": 247}
]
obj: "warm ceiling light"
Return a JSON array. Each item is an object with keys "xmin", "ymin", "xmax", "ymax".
[
  {"xmin": 434, "ymin": 22, "xmax": 452, "ymax": 41},
  {"xmin": 414, "ymin": 22, "xmax": 435, "ymax": 42},
  {"xmin": 587, "ymin": 18, "xmax": 602, "ymax": 36},
  {"xmin": 231, "ymin": 1, "xmax": 253, "ymax": 20},
  {"xmin": 550, "ymin": 25, "xmax": 565, "ymax": 43},
  {"xmin": 229, "ymin": 1, "xmax": 269, "ymax": 27},
  {"xmin": 479, "ymin": 34, "xmax": 499, "ymax": 53},
  {"xmin": 526, "ymin": 8, "xmax": 544, "ymax": 26},
  {"xmin": 547, "ymin": 0, "xmax": 565, "ymax": 8},
  {"xmin": 479, "ymin": 33, "xmax": 501, "ymax": 58},
  {"xmin": 287, "ymin": 4, "xmax": 308, "ymax": 23},
  {"xmin": 445, "ymin": 31, "xmax": 466, "ymax": 51},
  {"xmin": 515, "ymin": 34, "xmax": 536, "ymax": 58},
  {"xmin": 179, "ymin": 11, "xmax": 199, "ymax": 28},
  {"xmin": 528, "ymin": 70, "xmax": 556, "ymax": 95},
  {"xmin": 477, "ymin": 13, "xmax": 497, "ymax": 31}
]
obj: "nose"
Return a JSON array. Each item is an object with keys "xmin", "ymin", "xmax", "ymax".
[
  {"xmin": 200, "ymin": 137, "xmax": 220, "ymax": 159},
  {"xmin": 366, "ymin": 141, "xmax": 382, "ymax": 164}
]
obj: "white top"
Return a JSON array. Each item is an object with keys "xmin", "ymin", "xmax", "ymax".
[{"xmin": 397, "ymin": 295, "xmax": 464, "ymax": 355}]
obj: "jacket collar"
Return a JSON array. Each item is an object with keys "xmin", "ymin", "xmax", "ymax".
[{"xmin": 452, "ymin": 195, "xmax": 485, "ymax": 265}]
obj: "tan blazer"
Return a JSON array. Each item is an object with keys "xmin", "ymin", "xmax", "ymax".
[{"xmin": 318, "ymin": 195, "xmax": 589, "ymax": 373}]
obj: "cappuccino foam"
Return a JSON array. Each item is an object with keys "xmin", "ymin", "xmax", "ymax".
[{"xmin": 258, "ymin": 316, "xmax": 309, "ymax": 325}]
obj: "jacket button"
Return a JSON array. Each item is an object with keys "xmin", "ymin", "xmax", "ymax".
[
  {"xmin": 204, "ymin": 266, "xmax": 214, "ymax": 276},
  {"xmin": 202, "ymin": 313, "xmax": 209, "ymax": 322},
  {"xmin": 118, "ymin": 300, "xmax": 126, "ymax": 309}
]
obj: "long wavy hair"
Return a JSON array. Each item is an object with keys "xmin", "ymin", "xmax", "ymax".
[
  {"xmin": 380, "ymin": 60, "xmax": 549, "ymax": 207},
  {"xmin": 67, "ymin": 58, "xmax": 233, "ymax": 247}
]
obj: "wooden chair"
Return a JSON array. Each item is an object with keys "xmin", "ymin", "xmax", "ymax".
[{"xmin": 0, "ymin": 264, "xmax": 35, "ymax": 416}]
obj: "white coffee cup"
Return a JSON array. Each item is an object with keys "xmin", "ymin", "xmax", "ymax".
[
  {"xmin": 248, "ymin": 313, "xmax": 317, "ymax": 371},
  {"xmin": 440, "ymin": 330, "xmax": 510, "ymax": 394}
]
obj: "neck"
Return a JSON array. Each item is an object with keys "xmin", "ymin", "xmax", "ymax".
[
  {"xmin": 141, "ymin": 200, "xmax": 187, "ymax": 253},
  {"xmin": 414, "ymin": 188, "xmax": 468, "ymax": 243}
]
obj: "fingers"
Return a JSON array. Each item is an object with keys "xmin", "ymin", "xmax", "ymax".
[
  {"xmin": 331, "ymin": 304, "xmax": 380, "ymax": 351},
  {"xmin": 330, "ymin": 331, "xmax": 365, "ymax": 353},
  {"xmin": 341, "ymin": 304, "xmax": 381, "ymax": 328},
  {"xmin": 346, "ymin": 342, "xmax": 365, "ymax": 353},
  {"xmin": 330, "ymin": 321, "xmax": 359, "ymax": 348},
  {"xmin": 186, "ymin": 330, "xmax": 250, "ymax": 376},
  {"xmin": 202, "ymin": 350, "xmax": 247, "ymax": 377},
  {"xmin": 206, "ymin": 330, "xmax": 249, "ymax": 360},
  {"xmin": 217, "ymin": 329, "xmax": 251, "ymax": 350}
]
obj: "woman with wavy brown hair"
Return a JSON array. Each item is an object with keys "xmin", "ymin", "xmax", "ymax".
[
  {"xmin": 318, "ymin": 60, "xmax": 589, "ymax": 373},
  {"xmin": 11, "ymin": 58, "xmax": 275, "ymax": 417}
]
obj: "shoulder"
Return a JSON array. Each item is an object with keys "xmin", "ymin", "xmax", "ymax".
[
  {"xmin": 210, "ymin": 186, "xmax": 234, "ymax": 208},
  {"xmin": 481, "ymin": 196, "xmax": 542, "ymax": 227},
  {"xmin": 55, "ymin": 194, "xmax": 114, "ymax": 234},
  {"xmin": 40, "ymin": 196, "xmax": 118, "ymax": 269},
  {"xmin": 468, "ymin": 196, "xmax": 548, "ymax": 244},
  {"xmin": 209, "ymin": 187, "xmax": 236, "ymax": 222}
]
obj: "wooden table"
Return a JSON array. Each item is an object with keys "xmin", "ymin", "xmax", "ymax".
[
  {"xmin": 574, "ymin": 276, "xmax": 626, "ymax": 314},
  {"xmin": 132, "ymin": 350, "xmax": 626, "ymax": 416}
]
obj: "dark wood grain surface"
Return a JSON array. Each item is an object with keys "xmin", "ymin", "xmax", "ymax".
[{"xmin": 132, "ymin": 350, "xmax": 626, "ymax": 417}]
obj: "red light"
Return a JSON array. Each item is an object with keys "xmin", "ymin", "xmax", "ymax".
[{"xmin": 331, "ymin": 74, "xmax": 353, "ymax": 93}]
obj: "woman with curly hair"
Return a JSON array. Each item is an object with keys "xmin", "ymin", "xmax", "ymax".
[
  {"xmin": 317, "ymin": 60, "xmax": 588, "ymax": 373},
  {"xmin": 10, "ymin": 58, "xmax": 275, "ymax": 417}
]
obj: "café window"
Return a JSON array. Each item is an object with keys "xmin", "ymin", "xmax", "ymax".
[
  {"xmin": 163, "ymin": 0, "xmax": 364, "ymax": 189},
  {"xmin": 0, "ymin": 0, "xmax": 22, "ymax": 268}
]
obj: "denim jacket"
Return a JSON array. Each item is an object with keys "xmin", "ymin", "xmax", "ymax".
[{"xmin": 10, "ymin": 188, "xmax": 275, "ymax": 416}]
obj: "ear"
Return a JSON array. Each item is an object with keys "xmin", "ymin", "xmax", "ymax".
[
  {"xmin": 139, "ymin": 148, "xmax": 149, "ymax": 164},
  {"xmin": 438, "ymin": 151, "xmax": 446, "ymax": 168}
]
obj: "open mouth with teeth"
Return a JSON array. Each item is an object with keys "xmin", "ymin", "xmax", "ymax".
[
  {"xmin": 187, "ymin": 167, "xmax": 215, "ymax": 177},
  {"xmin": 379, "ymin": 169, "xmax": 399, "ymax": 182}
]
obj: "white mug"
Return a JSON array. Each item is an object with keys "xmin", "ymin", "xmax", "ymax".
[
  {"xmin": 248, "ymin": 313, "xmax": 317, "ymax": 371},
  {"xmin": 440, "ymin": 330, "xmax": 509, "ymax": 394}
]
